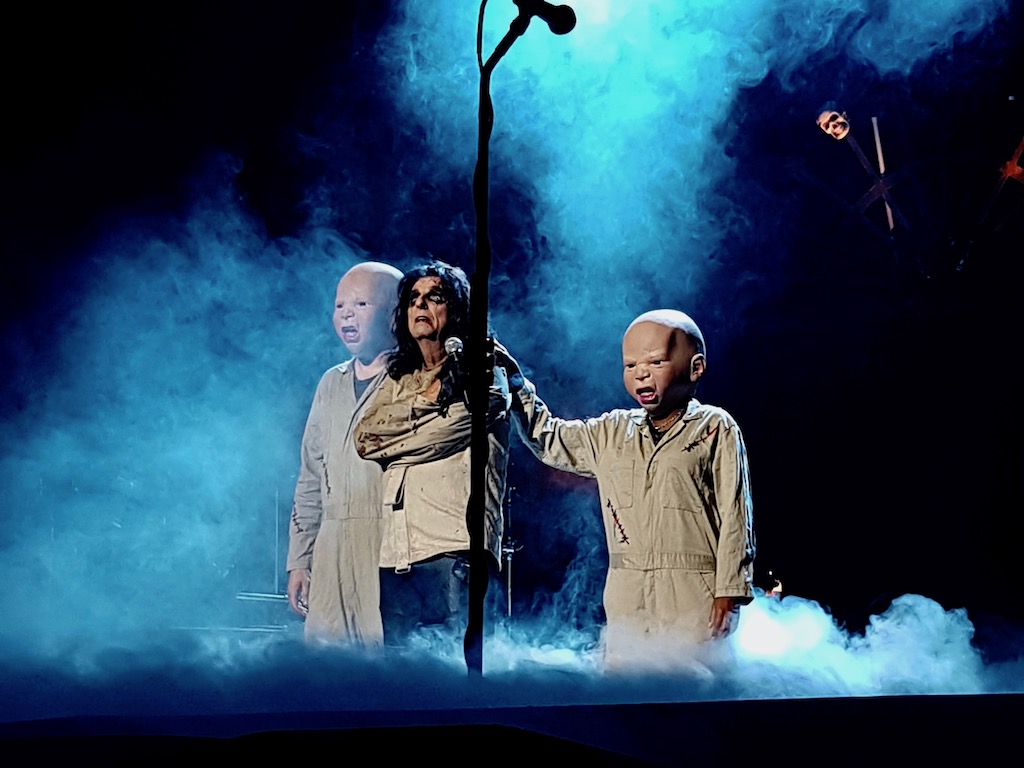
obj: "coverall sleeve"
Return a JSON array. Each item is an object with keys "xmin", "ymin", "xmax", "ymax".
[
  {"xmin": 511, "ymin": 376, "xmax": 600, "ymax": 479},
  {"xmin": 286, "ymin": 379, "xmax": 327, "ymax": 572},
  {"xmin": 712, "ymin": 420, "xmax": 756, "ymax": 598}
]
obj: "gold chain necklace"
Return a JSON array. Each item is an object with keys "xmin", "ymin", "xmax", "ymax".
[{"xmin": 649, "ymin": 408, "xmax": 683, "ymax": 434}]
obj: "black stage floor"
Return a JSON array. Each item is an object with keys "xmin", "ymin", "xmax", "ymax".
[{"xmin": 3, "ymin": 694, "xmax": 1021, "ymax": 766}]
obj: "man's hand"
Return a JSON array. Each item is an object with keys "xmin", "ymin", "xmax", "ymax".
[
  {"xmin": 287, "ymin": 568, "xmax": 311, "ymax": 618},
  {"xmin": 492, "ymin": 339, "xmax": 524, "ymax": 392},
  {"xmin": 708, "ymin": 596, "xmax": 741, "ymax": 638}
]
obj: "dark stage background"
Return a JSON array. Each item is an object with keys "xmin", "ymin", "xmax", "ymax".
[{"xmin": 2, "ymin": 0, "xmax": 1023, "ymax": 759}]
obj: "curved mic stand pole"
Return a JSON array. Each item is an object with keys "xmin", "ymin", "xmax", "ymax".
[{"xmin": 465, "ymin": 3, "xmax": 532, "ymax": 677}]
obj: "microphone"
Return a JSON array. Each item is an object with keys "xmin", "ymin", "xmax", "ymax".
[
  {"xmin": 513, "ymin": 0, "xmax": 576, "ymax": 35},
  {"xmin": 444, "ymin": 336, "xmax": 468, "ymax": 406},
  {"xmin": 444, "ymin": 336, "xmax": 464, "ymax": 361}
]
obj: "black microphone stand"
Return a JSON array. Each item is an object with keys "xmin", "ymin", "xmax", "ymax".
[{"xmin": 464, "ymin": 2, "xmax": 536, "ymax": 676}]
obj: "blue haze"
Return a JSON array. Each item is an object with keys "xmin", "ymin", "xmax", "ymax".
[{"xmin": 0, "ymin": 0, "xmax": 1021, "ymax": 726}]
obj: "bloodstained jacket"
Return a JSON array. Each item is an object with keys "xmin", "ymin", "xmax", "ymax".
[{"xmin": 354, "ymin": 363, "xmax": 512, "ymax": 572}]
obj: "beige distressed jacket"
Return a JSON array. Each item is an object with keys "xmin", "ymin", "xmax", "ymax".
[
  {"xmin": 354, "ymin": 365, "xmax": 511, "ymax": 572},
  {"xmin": 514, "ymin": 380, "xmax": 755, "ymax": 649},
  {"xmin": 287, "ymin": 361, "xmax": 386, "ymax": 645}
]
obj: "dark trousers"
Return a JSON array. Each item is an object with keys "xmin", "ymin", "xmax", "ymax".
[{"xmin": 379, "ymin": 553, "xmax": 499, "ymax": 649}]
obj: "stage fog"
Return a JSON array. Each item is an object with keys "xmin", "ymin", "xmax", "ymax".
[{"xmin": 2, "ymin": 0, "xmax": 1023, "ymax": 730}]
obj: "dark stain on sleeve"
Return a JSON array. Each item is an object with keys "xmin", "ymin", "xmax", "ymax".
[
  {"xmin": 606, "ymin": 498, "xmax": 630, "ymax": 544},
  {"xmin": 291, "ymin": 504, "xmax": 306, "ymax": 533}
]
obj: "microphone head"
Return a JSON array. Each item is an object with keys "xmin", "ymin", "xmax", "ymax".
[
  {"xmin": 444, "ymin": 336, "xmax": 464, "ymax": 356},
  {"xmin": 547, "ymin": 5, "xmax": 576, "ymax": 35}
]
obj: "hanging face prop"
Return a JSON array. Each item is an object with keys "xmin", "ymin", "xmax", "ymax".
[{"xmin": 817, "ymin": 110, "xmax": 850, "ymax": 141}]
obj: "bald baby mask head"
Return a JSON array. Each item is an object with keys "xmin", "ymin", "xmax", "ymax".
[
  {"xmin": 622, "ymin": 310, "xmax": 706, "ymax": 419},
  {"xmin": 333, "ymin": 261, "xmax": 402, "ymax": 363}
]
